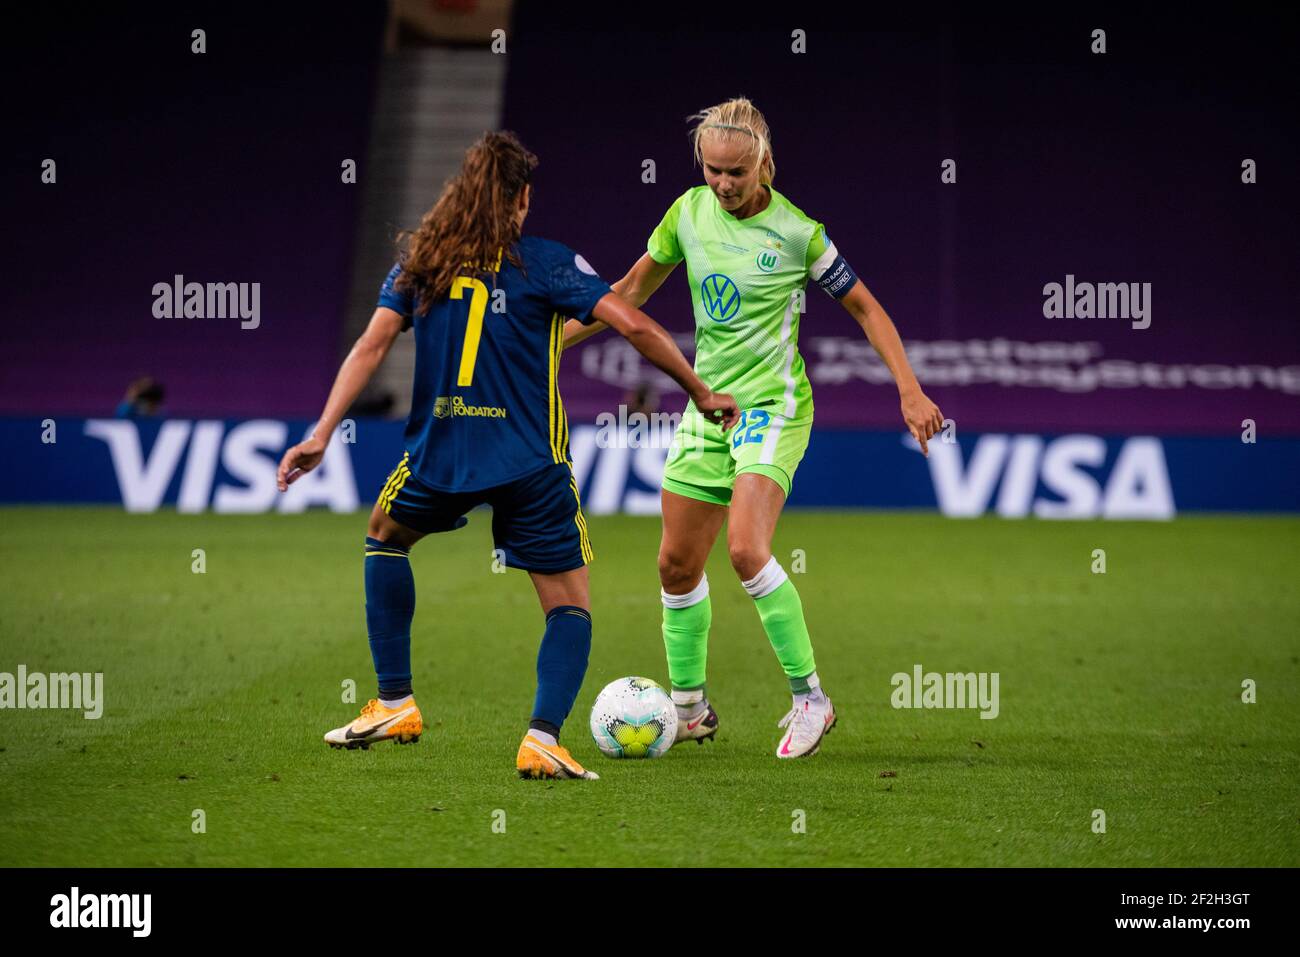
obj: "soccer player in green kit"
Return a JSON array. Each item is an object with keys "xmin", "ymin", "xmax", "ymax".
[{"xmin": 565, "ymin": 98, "xmax": 943, "ymax": 757}]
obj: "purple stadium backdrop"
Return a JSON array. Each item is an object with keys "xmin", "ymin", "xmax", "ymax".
[
  {"xmin": 500, "ymin": 11, "xmax": 1300, "ymax": 436},
  {"xmin": 3, "ymin": 7, "xmax": 1297, "ymax": 439},
  {"xmin": 1, "ymin": 7, "xmax": 385, "ymax": 419}
]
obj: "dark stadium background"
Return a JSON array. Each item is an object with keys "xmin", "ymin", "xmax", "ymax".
[{"xmin": 0, "ymin": 1, "xmax": 1296, "ymax": 516}]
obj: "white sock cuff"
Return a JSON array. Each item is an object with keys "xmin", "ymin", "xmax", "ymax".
[
  {"xmin": 793, "ymin": 672, "xmax": 822, "ymax": 696},
  {"xmin": 741, "ymin": 557, "xmax": 788, "ymax": 599},
  {"xmin": 662, "ymin": 573, "xmax": 710, "ymax": 609}
]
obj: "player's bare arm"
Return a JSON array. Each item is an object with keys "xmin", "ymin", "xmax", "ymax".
[
  {"xmin": 562, "ymin": 253, "xmax": 677, "ymax": 349},
  {"xmin": 276, "ymin": 306, "xmax": 404, "ymax": 490},
  {"xmin": 839, "ymin": 279, "xmax": 944, "ymax": 456},
  {"xmin": 590, "ymin": 291, "xmax": 738, "ymax": 428}
]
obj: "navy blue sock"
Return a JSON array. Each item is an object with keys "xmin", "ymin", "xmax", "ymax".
[
  {"xmin": 364, "ymin": 537, "xmax": 415, "ymax": 698},
  {"xmin": 531, "ymin": 605, "xmax": 592, "ymax": 736}
]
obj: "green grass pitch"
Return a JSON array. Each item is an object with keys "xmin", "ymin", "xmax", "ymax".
[{"xmin": 1, "ymin": 507, "xmax": 1297, "ymax": 867}]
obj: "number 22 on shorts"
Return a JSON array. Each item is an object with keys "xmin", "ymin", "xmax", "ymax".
[{"xmin": 731, "ymin": 409, "xmax": 771, "ymax": 448}]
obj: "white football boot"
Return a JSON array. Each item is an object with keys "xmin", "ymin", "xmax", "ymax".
[
  {"xmin": 775, "ymin": 695, "xmax": 836, "ymax": 758},
  {"xmin": 673, "ymin": 701, "xmax": 719, "ymax": 746}
]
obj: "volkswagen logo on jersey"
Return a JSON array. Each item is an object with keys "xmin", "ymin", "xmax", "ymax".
[{"xmin": 701, "ymin": 273, "xmax": 741, "ymax": 322}]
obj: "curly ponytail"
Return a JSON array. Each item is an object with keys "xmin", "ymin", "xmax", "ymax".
[{"xmin": 395, "ymin": 130, "xmax": 538, "ymax": 313}]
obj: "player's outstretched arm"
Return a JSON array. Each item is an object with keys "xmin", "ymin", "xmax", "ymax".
[
  {"xmin": 839, "ymin": 280, "xmax": 944, "ymax": 456},
  {"xmin": 276, "ymin": 306, "xmax": 405, "ymax": 490},
  {"xmin": 590, "ymin": 291, "xmax": 739, "ymax": 429},
  {"xmin": 563, "ymin": 253, "xmax": 678, "ymax": 350}
]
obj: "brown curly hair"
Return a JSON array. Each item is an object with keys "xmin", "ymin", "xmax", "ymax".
[{"xmin": 395, "ymin": 130, "xmax": 538, "ymax": 314}]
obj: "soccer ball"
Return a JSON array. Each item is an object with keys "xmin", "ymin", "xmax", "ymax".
[{"xmin": 589, "ymin": 677, "xmax": 678, "ymax": 758}]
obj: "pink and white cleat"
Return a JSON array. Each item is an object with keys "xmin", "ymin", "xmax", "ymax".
[{"xmin": 775, "ymin": 695, "xmax": 836, "ymax": 758}]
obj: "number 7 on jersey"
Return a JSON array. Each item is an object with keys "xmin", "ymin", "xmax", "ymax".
[{"xmin": 451, "ymin": 276, "xmax": 490, "ymax": 386}]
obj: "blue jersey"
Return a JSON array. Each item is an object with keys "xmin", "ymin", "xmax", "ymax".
[{"xmin": 377, "ymin": 236, "xmax": 610, "ymax": 491}]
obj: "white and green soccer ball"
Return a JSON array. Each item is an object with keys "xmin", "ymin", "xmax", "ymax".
[{"xmin": 589, "ymin": 677, "xmax": 678, "ymax": 759}]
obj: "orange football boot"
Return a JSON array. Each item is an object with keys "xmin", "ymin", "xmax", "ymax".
[
  {"xmin": 516, "ymin": 733, "xmax": 599, "ymax": 779},
  {"xmin": 324, "ymin": 698, "xmax": 422, "ymax": 749}
]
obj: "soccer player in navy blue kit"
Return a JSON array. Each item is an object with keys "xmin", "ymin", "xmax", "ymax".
[{"xmin": 277, "ymin": 132, "xmax": 738, "ymax": 779}]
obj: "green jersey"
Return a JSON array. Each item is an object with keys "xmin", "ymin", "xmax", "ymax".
[{"xmin": 647, "ymin": 185, "xmax": 836, "ymax": 418}]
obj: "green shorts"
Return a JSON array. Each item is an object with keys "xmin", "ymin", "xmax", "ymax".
[{"xmin": 661, "ymin": 407, "xmax": 813, "ymax": 506}]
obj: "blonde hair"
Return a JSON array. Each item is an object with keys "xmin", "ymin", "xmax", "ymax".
[{"xmin": 689, "ymin": 97, "xmax": 775, "ymax": 185}]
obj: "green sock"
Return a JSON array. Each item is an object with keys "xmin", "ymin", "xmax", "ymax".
[
  {"xmin": 661, "ymin": 574, "xmax": 711, "ymax": 691},
  {"xmin": 752, "ymin": 577, "xmax": 817, "ymax": 689}
]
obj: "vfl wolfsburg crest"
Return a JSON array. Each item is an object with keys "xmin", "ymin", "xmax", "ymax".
[{"xmin": 756, "ymin": 250, "xmax": 780, "ymax": 273}]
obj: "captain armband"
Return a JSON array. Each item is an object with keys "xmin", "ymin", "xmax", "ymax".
[{"xmin": 809, "ymin": 241, "xmax": 859, "ymax": 300}]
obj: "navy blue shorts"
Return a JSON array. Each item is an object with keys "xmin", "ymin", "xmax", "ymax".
[{"xmin": 378, "ymin": 454, "xmax": 593, "ymax": 574}]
